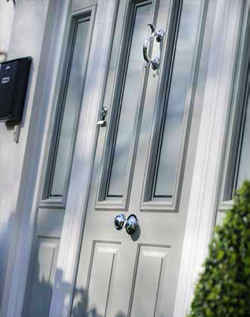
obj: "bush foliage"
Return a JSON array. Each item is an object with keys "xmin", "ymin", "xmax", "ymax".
[{"xmin": 187, "ymin": 181, "xmax": 250, "ymax": 317}]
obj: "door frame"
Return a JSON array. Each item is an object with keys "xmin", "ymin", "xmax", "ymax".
[
  {"xmin": 173, "ymin": 0, "xmax": 247, "ymax": 315},
  {"xmin": 3, "ymin": 0, "xmax": 247, "ymax": 317}
]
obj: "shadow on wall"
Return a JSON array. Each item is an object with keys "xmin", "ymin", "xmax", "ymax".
[
  {"xmin": 0, "ymin": 211, "xmax": 20, "ymax": 310},
  {"xmin": 0, "ymin": 205, "xmax": 127, "ymax": 317},
  {"xmin": 23, "ymin": 256, "xmax": 126, "ymax": 317}
]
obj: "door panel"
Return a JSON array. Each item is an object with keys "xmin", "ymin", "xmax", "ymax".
[
  {"xmin": 84, "ymin": 242, "xmax": 121, "ymax": 317},
  {"xmin": 107, "ymin": 2, "xmax": 151, "ymax": 198},
  {"xmin": 141, "ymin": 0, "xmax": 202, "ymax": 208},
  {"xmin": 152, "ymin": 0, "xmax": 202, "ymax": 199},
  {"xmin": 26, "ymin": 238, "xmax": 59, "ymax": 317},
  {"xmin": 22, "ymin": 208, "xmax": 63, "ymax": 317},
  {"xmin": 72, "ymin": 0, "xmax": 204, "ymax": 316},
  {"xmin": 129, "ymin": 245, "xmax": 170, "ymax": 317},
  {"xmin": 50, "ymin": 17, "xmax": 90, "ymax": 197}
]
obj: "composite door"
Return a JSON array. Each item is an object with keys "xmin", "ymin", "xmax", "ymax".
[{"xmin": 72, "ymin": 0, "xmax": 203, "ymax": 316}]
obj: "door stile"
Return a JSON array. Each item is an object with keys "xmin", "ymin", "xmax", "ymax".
[{"xmin": 48, "ymin": 1, "xmax": 119, "ymax": 317}]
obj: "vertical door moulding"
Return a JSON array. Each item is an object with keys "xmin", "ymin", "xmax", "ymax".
[{"xmin": 173, "ymin": 0, "xmax": 245, "ymax": 316}]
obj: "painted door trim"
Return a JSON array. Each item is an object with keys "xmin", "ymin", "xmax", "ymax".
[
  {"xmin": 217, "ymin": 0, "xmax": 250, "ymax": 214},
  {"xmin": 173, "ymin": 0, "xmax": 246, "ymax": 315}
]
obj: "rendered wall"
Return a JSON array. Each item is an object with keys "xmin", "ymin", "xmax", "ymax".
[
  {"xmin": 0, "ymin": 0, "xmax": 50, "ymax": 312},
  {"xmin": 0, "ymin": 1, "xmax": 15, "ymax": 62}
]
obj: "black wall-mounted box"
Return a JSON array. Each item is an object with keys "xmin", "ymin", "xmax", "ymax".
[{"xmin": 0, "ymin": 57, "xmax": 32, "ymax": 123}]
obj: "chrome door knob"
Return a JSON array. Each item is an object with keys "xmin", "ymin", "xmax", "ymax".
[
  {"xmin": 114, "ymin": 214, "xmax": 138, "ymax": 235},
  {"xmin": 114, "ymin": 214, "xmax": 126, "ymax": 230},
  {"xmin": 125, "ymin": 214, "xmax": 138, "ymax": 235}
]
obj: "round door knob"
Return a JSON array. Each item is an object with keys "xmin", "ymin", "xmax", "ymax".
[
  {"xmin": 114, "ymin": 214, "xmax": 126, "ymax": 230},
  {"xmin": 125, "ymin": 214, "xmax": 138, "ymax": 235}
]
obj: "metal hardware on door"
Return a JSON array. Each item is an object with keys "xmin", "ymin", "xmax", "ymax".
[
  {"xmin": 97, "ymin": 106, "xmax": 108, "ymax": 127},
  {"xmin": 125, "ymin": 214, "xmax": 138, "ymax": 235},
  {"xmin": 143, "ymin": 24, "xmax": 164, "ymax": 74},
  {"xmin": 114, "ymin": 214, "xmax": 126, "ymax": 231},
  {"xmin": 114, "ymin": 214, "xmax": 138, "ymax": 235}
]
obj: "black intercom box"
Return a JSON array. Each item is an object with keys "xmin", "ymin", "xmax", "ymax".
[{"xmin": 0, "ymin": 57, "xmax": 32, "ymax": 122}]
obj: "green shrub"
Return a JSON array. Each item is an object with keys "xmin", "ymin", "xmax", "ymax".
[{"xmin": 187, "ymin": 181, "xmax": 250, "ymax": 317}]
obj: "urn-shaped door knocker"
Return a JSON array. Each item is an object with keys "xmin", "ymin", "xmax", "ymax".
[{"xmin": 143, "ymin": 24, "xmax": 164, "ymax": 74}]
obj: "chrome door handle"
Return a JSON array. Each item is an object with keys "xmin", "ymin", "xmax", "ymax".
[
  {"xmin": 97, "ymin": 106, "xmax": 108, "ymax": 126},
  {"xmin": 114, "ymin": 214, "xmax": 138, "ymax": 235},
  {"xmin": 143, "ymin": 24, "xmax": 164, "ymax": 71}
]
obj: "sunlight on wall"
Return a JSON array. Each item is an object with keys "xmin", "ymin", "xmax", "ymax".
[{"xmin": 0, "ymin": 0, "xmax": 15, "ymax": 62}]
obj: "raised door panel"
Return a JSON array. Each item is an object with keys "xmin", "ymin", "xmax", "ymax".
[
  {"xmin": 72, "ymin": 242, "xmax": 120, "ymax": 317},
  {"xmin": 129, "ymin": 245, "xmax": 171, "ymax": 317},
  {"xmin": 139, "ymin": 0, "xmax": 203, "ymax": 211},
  {"xmin": 43, "ymin": 11, "xmax": 93, "ymax": 202},
  {"xmin": 23, "ymin": 237, "xmax": 60, "ymax": 317}
]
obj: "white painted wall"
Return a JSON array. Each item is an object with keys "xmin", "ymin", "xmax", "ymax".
[
  {"xmin": 0, "ymin": 0, "xmax": 50, "ymax": 313},
  {"xmin": 0, "ymin": 0, "xmax": 15, "ymax": 62}
]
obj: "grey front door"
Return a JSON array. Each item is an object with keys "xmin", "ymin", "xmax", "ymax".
[{"xmin": 72, "ymin": 0, "xmax": 203, "ymax": 316}]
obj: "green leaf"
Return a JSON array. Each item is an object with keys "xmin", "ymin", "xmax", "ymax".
[{"xmin": 187, "ymin": 181, "xmax": 250, "ymax": 317}]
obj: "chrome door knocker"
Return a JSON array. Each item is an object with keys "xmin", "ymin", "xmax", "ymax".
[{"xmin": 143, "ymin": 24, "xmax": 164, "ymax": 75}]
